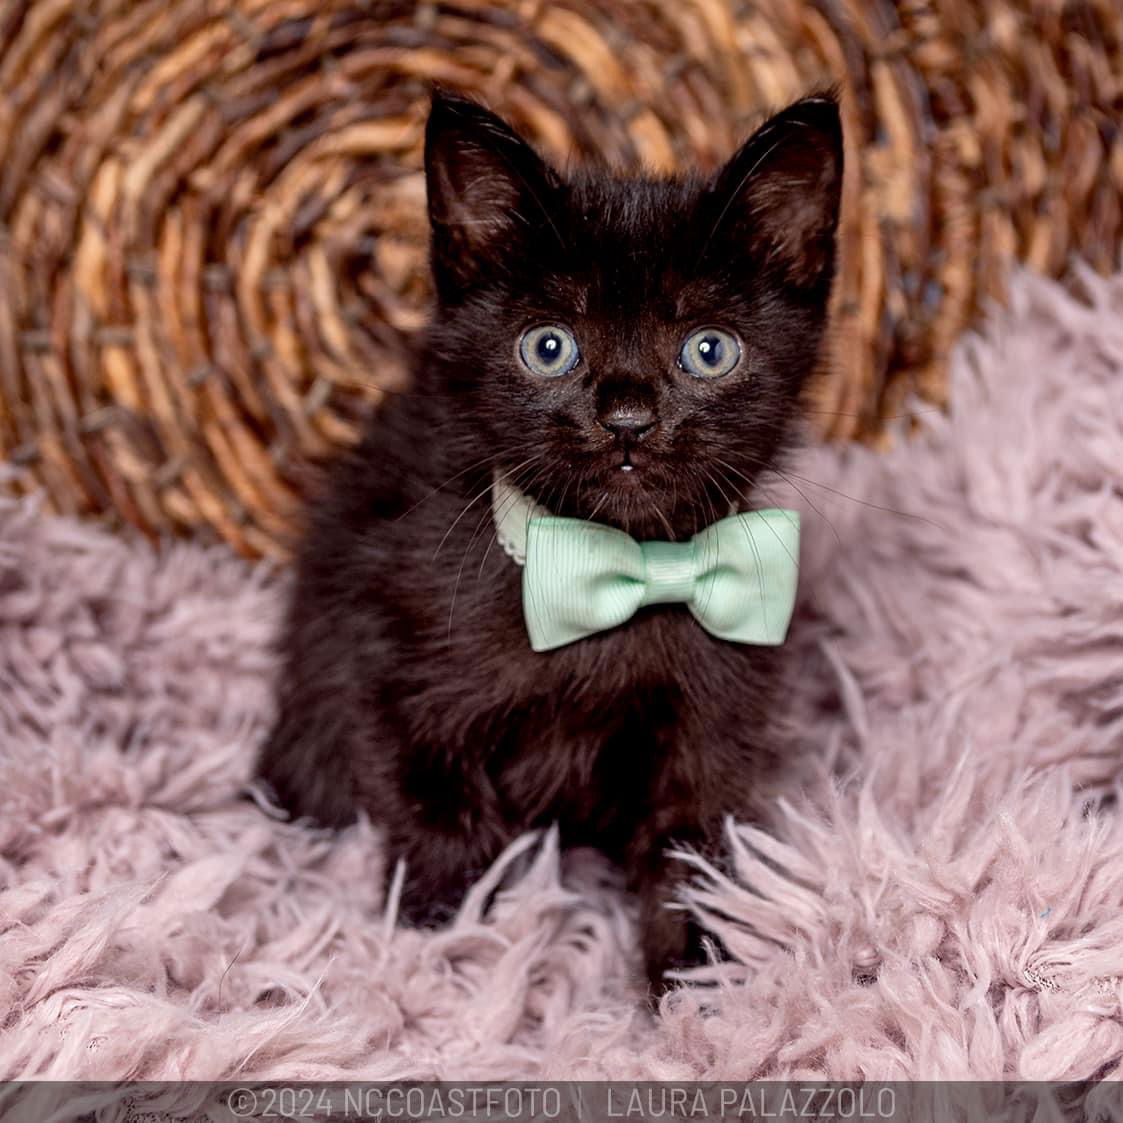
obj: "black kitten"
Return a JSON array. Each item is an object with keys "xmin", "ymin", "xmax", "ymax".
[{"xmin": 258, "ymin": 90, "xmax": 843, "ymax": 994}]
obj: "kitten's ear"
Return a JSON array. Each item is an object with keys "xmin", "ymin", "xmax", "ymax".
[
  {"xmin": 424, "ymin": 90, "xmax": 562, "ymax": 299},
  {"xmin": 703, "ymin": 93, "xmax": 843, "ymax": 292}
]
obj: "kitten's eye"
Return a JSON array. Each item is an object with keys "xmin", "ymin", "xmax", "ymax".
[
  {"xmin": 519, "ymin": 325, "xmax": 580, "ymax": 378},
  {"xmin": 679, "ymin": 329, "xmax": 741, "ymax": 378}
]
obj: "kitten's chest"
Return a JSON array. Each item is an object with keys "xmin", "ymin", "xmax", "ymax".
[{"xmin": 393, "ymin": 522, "xmax": 780, "ymax": 831}]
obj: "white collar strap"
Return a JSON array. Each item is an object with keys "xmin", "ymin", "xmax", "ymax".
[
  {"xmin": 491, "ymin": 471, "xmax": 550, "ymax": 567},
  {"xmin": 491, "ymin": 470, "xmax": 742, "ymax": 567}
]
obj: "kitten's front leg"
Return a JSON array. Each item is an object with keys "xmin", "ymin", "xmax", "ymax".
[
  {"xmin": 374, "ymin": 744, "xmax": 518, "ymax": 929},
  {"xmin": 632, "ymin": 827, "xmax": 723, "ymax": 996},
  {"xmin": 632, "ymin": 667, "xmax": 785, "ymax": 996},
  {"xmin": 262, "ymin": 674, "xmax": 514, "ymax": 926},
  {"xmin": 389, "ymin": 828, "xmax": 502, "ymax": 927}
]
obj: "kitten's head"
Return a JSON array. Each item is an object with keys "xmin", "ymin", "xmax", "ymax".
[{"xmin": 423, "ymin": 89, "xmax": 843, "ymax": 538}]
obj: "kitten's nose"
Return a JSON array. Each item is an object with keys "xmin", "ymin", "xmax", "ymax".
[{"xmin": 598, "ymin": 404, "xmax": 657, "ymax": 440}]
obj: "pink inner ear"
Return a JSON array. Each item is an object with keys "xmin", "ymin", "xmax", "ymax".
[
  {"xmin": 430, "ymin": 144, "xmax": 525, "ymax": 250},
  {"xmin": 741, "ymin": 143, "xmax": 841, "ymax": 287},
  {"xmin": 750, "ymin": 173, "xmax": 838, "ymax": 282}
]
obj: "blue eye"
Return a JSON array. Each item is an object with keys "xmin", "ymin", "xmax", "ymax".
[
  {"xmin": 679, "ymin": 328, "xmax": 741, "ymax": 378},
  {"xmin": 519, "ymin": 325, "xmax": 580, "ymax": 378}
]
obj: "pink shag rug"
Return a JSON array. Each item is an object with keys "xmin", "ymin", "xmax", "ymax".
[{"xmin": 1, "ymin": 268, "xmax": 1122, "ymax": 1083}]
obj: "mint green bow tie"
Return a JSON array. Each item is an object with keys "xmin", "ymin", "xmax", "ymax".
[{"xmin": 491, "ymin": 477, "xmax": 800, "ymax": 653}]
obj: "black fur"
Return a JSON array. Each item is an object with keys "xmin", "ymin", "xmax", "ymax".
[{"xmin": 258, "ymin": 90, "xmax": 843, "ymax": 994}]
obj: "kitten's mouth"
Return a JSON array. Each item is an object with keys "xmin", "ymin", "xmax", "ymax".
[
  {"xmin": 613, "ymin": 457, "xmax": 648, "ymax": 489},
  {"xmin": 587, "ymin": 442, "xmax": 656, "ymax": 488}
]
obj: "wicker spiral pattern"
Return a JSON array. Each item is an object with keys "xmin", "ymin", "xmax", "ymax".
[{"xmin": 0, "ymin": 0, "xmax": 1120, "ymax": 556}]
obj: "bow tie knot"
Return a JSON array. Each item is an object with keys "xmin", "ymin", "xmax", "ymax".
[
  {"xmin": 636, "ymin": 540, "xmax": 698, "ymax": 606},
  {"xmin": 491, "ymin": 475, "xmax": 800, "ymax": 652}
]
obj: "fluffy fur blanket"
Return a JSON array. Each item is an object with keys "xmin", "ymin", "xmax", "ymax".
[{"xmin": 1, "ymin": 268, "xmax": 1121, "ymax": 1083}]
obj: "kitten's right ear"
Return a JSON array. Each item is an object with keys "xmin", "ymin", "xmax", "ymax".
[{"xmin": 424, "ymin": 90, "xmax": 562, "ymax": 300}]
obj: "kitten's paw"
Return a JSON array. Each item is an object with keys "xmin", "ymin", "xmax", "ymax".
[
  {"xmin": 394, "ymin": 886, "xmax": 461, "ymax": 930},
  {"xmin": 641, "ymin": 910, "xmax": 714, "ymax": 1002},
  {"xmin": 256, "ymin": 719, "xmax": 358, "ymax": 829},
  {"xmin": 388, "ymin": 855, "xmax": 494, "ymax": 930}
]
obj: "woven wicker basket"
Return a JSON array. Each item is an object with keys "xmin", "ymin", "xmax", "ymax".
[{"xmin": 0, "ymin": 0, "xmax": 1119, "ymax": 556}]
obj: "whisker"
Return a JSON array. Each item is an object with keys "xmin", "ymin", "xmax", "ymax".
[
  {"xmin": 802, "ymin": 406, "xmax": 944, "ymax": 421},
  {"xmin": 433, "ymin": 455, "xmax": 538, "ymax": 560},
  {"xmin": 771, "ymin": 462, "xmax": 949, "ymax": 533},
  {"xmin": 715, "ymin": 466, "xmax": 801, "ymax": 575},
  {"xmin": 446, "ymin": 456, "xmax": 544, "ymax": 639},
  {"xmin": 718, "ymin": 453, "xmax": 938, "ymax": 541},
  {"xmin": 586, "ymin": 488, "xmax": 611, "ymax": 523},
  {"xmin": 516, "ymin": 463, "xmax": 566, "ymax": 631},
  {"xmin": 714, "ymin": 464, "xmax": 831, "ymax": 621},
  {"xmin": 705, "ymin": 470, "xmax": 762, "ymax": 620},
  {"xmin": 468, "ymin": 457, "xmax": 543, "ymax": 564},
  {"xmin": 397, "ymin": 447, "xmax": 516, "ymax": 523},
  {"xmin": 652, "ymin": 502, "xmax": 676, "ymax": 540},
  {"xmin": 695, "ymin": 471, "xmax": 723, "ymax": 616},
  {"xmin": 475, "ymin": 459, "xmax": 552, "ymax": 578},
  {"xmin": 714, "ymin": 455, "xmax": 841, "ymax": 550}
]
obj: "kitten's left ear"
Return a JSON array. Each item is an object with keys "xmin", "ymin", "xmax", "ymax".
[{"xmin": 703, "ymin": 92, "xmax": 844, "ymax": 292}]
